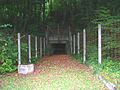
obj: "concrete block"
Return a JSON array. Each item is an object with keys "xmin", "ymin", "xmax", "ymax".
[
  {"xmin": 27, "ymin": 64, "xmax": 34, "ymax": 73},
  {"xmin": 18, "ymin": 64, "xmax": 34, "ymax": 74}
]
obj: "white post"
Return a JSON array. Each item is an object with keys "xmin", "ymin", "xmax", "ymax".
[
  {"xmin": 98, "ymin": 24, "xmax": 102, "ymax": 64},
  {"xmin": 69, "ymin": 26, "xmax": 72, "ymax": 54},
  {"xmin": 83, "ymin": 29, "xmax": 86, "ymax": 63},
  {"xmin": 70, "ymin": 35, "xmax": 73, "ymax": 54},
  {"xmin": 28, "ymin": 35, "xmax": 31, "ymax": 63},
  {"xmin": 18, "ymin": 33, "xmax": 21, "ymax": 65},
  {"xmin": 40, "ymin": 37, "xmax": 42, "ymax": 57},
  {"xmin": 73, "ymin": 34, "xmax": 76, "ymax": 54},
  {"xmin": 35, "ymin": 36, "xmax": 37, "ymax": 58},
  {"xmin": 43, "ymin": 37, "xmax": 46, "ymax": 55},
  {"xmin": 77, "ymin": 32, "xmax": 80, "ymax": 54}
]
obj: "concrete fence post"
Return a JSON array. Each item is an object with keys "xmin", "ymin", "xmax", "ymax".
[
  {"xmin": 77, "ymin": 32, "xmax": 80, "ymax": 54},
  {"xmin": 18, "ymin": 33, "xmax": 21, "ymax": 65},
  {"xmin": 70, "ymin": 35, "xmax": 73, "ymax": 54},
  {"xmin": 98, "ymin": 24, "xmax": 102, "ymax": 64},
  {"xmin": 69, "ymin": 26, "xmax": 72, "ymax": 54},
  {"xmin": 35, "ymin": 36, "xmax": 38, "ymax": 58},
  {"xmin": 83, "ymin": 29, "xmax": 86, "ymax": 63},
  {"xmin": 28, "ymin": 35, "xmax": 31, "ymax": 63},
  {"xmin": 73, "ymin": 34, "xmax": 76, "ymax": 54},
  {"xmin": 40, "ymin": 37, "xmax": 42, "ymax": 57},
  {"xmin": 43, "ymin": 37, "xmax": 46, "ymax": 55}
]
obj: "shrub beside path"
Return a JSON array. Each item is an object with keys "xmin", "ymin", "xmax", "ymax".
[{"xmin": 0, "ymin": 55, "xmax": 107, "ymax": 90}]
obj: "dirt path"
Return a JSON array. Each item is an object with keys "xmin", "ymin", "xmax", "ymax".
[
  {"xmin": 0, "ymin": 55, "xmax": 106, "ymax": 90},
  {"xmin": 34, "ymin": 55, "xmax": 91, "ymax": 75}
]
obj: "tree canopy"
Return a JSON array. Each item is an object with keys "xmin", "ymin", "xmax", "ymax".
[{"xmin": 0, "ymin": 0, "xmax": 120, "ymax": 32}]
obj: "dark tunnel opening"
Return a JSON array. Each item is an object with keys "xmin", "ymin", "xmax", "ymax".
[{"xmin": 51, "ymin": 43, "xmax": 67, "ymax": 54}]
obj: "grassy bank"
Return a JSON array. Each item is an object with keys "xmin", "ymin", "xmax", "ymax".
[{"xmin": 73, "ymin": 54, "xmax": 120, "ymax": 89}]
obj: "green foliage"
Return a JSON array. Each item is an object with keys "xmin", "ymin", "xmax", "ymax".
[
  {"xmin": 20, "ymin": 42, "xmax": 28, "ymax": 64},
  {"xmin": 0, "ymin": 32, "xmax": 17, "ymax": 74},
  {"xmin": 0, "ymin": 0, "xmax": 44, "ymax": 33},
  {"xmin": 92, "ymin": 7, "xmax": 111, "ymax": 24},
  {"xmin": 0, "ymin": 0, "xmax": 120, "ymax": 31},
  {"xmin": 87, "ymin": 56, "xmax": 120, "ymax": 85},
  {"xmin": 31, "ymin": 57, "xmax": 38, "ymax": 64},
  {"xmin": 87, "ymin": 7, "xmax": 120, "ymax": 85},
  {"xmin": 72, "ymin": 54, "xmax": 83, "ymax": 63},
  {"xmin": 0, "ymin": 32, "xmax": 30, "ymax": 73},
  {"xmin": 87, "ymin": 45, "xmax": 98, "ymax": 61},
  {"xmin": 73, "ymin": 44, "xmax": 120, "ymax": 85},
  {"xmin": 92, "ymin": 7, "xmax": 120, "ymax": 28},
  {"xmin": 0, "ymin": 24, "xmax": 12, "ymax": 28},
  {"xmin": 92, "ymin": 7, "xmax": 120, "ymax": 60}
]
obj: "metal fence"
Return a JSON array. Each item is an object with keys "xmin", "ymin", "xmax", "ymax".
[
  {"xmin": 17, "ymin": 24, "xmax": 120, "ymax": 65},
  {"xmin": 88, "ymin": 25, "xmax": 120, "ymax": 61},
  {"xmin": 72, "ymin": 24, "xmax": 120, "ymax": 64},
  {"xmin": 17, "ymin": 33, "xmax": 46, "ymax": 65},
  {"xmin": 102, "ymin": 29, "xmax": 120, "ymax": 60}
]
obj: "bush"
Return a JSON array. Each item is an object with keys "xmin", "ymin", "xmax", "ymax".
[
  {"xmin": 72, "ymin": 54, "xmax": 83, "ymax": 63},
  {"xmin": 0, "ymin": 32, "xmax": 18, "ymax": 74},
  {"xmin": 73, "ymin": 44, "xmax": 120, "ymax": 86}
]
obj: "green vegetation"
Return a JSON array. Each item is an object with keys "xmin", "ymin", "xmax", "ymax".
[
  {"xmin": 0, "ymin": 30, "xmax": 17, "ymax": 73},
  {"xmin": 87, "ymin": 50, "xmax": 120, "ymax": 86},
  {"xmin": 0, "ymin": 29, "xmax": 29, "ymax": 73},
  {"xmin": 91, "ymin": 8, "xmax": 120, "ymax": 88},
  {"xmin": 1, "ymin": 0, "xmax": 120, "ymax": 29},
  {"xmin": 73, "ymin": 53, "xmax": 120, "ymax": 89}
]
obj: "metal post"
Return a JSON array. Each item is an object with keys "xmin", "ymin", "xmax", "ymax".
[
  {"xmin": 46, "ymin": 26, "xmax": 48, "ymax": 46},
  {"xmin": 35, "ymin": 36, "xmax": 37, "ymax": 58},
  {"xmin": 70, "ymin": 35, "xmax": 73, "ymax": 54},
  {"xmin": 69, "ymin": 26, "xmax": 72, "ymax": 54},
  {"xmin": 43, "ymin": 37, "xmax": 46, "ymax": 55},
  {"xmin": 98, "ymin": 24, "xmax": 102, "ymax": 64},
  {"xmin": 18, "ymin": 33, "xmax": 21, "ymax": 65},
  {"xmin": 58, "ymin": 24, "xmax": 59, "ymax": 40},
  {"xmin": 77, "ymin": 32, "xmax": 80, "ymax": 54},
  {"xmin": 73, "ymin": 34, "xmax": 76, "ymax": 54},
  {"xmin": 40, "ymin": 37, "xmax": 42, "ymax": 57},
  {"xmin": 83, "ymin": 29, "xmax": 86, "ymax": 63},
  {"xmin": 28, "ymin": 35, "xmax": 31, "ymax": 63}
]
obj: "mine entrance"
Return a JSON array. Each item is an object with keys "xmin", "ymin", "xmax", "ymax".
[{"xmin": 51, "ymin": 43, "xmax": 67, "ymax": 54}]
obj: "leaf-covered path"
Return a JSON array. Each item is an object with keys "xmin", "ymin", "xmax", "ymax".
[{"xmin": 0, "ymin": 55, "xmax": 106, "ymax": 90}]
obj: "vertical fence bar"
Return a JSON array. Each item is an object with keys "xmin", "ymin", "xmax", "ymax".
[
  {"xmin": 70, "ymin": 35, "xmax": 73, "ymax": 54},
  {"xmin": 40, "ymin": 37, "xmax": 42, "ymax": 57},
  {"xmin": 83, "ymin": 29, "xmax": 86, "ymax": 63},
  {"xmin": 46, "ymin": 26, "xmax": 48, "ymax": 46},
  {"xmin": 69, "ymin": 26, "xmax": 72, "ymax": 54},
  {"xmin": 58, "ymin": 24, "xmax": 60, "ymax": 40},
  {"xmin": 28, "ymin": 35, "xmax": 31, "ymax": 63},
  {"xmin": 98, "ymin": 24, "xmax": 102, "ymax": 64},
  {"xmin": 73, "ymin": 34, "xmax": 76, "ymax": 54},
  {"xmin": 35, "ymin": 36, "xmax": 38, "ymax": 58},
  {"xmin": 18, "ymin": 33, "xmax": 21, "ymax": 65},
  {"xmin": 77, "ymin": 32, "xmax": 80, "ymax": 54},
  {"xmin": 44, "ymin": 37, "xmax": 46, "ymax": 55}
]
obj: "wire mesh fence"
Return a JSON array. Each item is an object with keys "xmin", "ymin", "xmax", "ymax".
[
  {"xmin": 17, "ymin": 33, "xmax": 45, "ymax": 65},
  {"xmin": 103, "ymin": 29, "xmax": 120, "ymax": 60},
  {"xmin": 85, "ymin": 24, "xmax": 120, "ymax": 63},
  {"xmin": 72, "ymin": 24, "xmax": 120, "ymax": 63}
]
